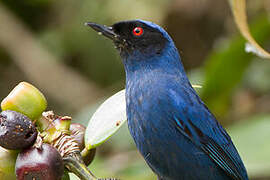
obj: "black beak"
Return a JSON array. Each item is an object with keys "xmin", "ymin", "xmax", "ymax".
[{"xmin": 85, "ymin": 22, "xmax": 119, "ymax": 41}]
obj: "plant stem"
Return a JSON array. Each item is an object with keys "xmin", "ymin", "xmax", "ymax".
[
  {"xmin": 81, "ymin": 147, "xmax": 90, "ymax": 158},
  {"xmin": 63, "ymin": 151, "xmax": 119, "ymax": 180},
  {"xmin": 63, "ymin": 151, "xmax": 97, "ymax": 180}
]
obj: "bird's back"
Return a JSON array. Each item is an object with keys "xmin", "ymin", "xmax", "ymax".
[{"xmin": 126, "ymin": 71, "xmax": 248, "ymax": 180}]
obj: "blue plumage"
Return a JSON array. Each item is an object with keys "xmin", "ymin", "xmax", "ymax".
[{"xmin": 86, "ymin": 20, "xmax": 248, "ymax": 180}]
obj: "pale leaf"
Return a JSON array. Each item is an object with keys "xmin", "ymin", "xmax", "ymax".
[
  {"xmin": 85, "ymin": 89, "xmax": 126, "ymax": 150},
  {"xmin": 229, "ymin": 0, "xmax": 270, "ymax": 59}
]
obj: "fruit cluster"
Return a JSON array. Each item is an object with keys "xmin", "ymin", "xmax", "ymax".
[{"xmin": 0, "ymin": 82, "xmax": 96, "ymax": 180}]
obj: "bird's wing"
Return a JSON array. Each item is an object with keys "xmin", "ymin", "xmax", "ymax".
[{"xmin": 168, "ymin": 88, "xmax": 247, "ymax": 180}]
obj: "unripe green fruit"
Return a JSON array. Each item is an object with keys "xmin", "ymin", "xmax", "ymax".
[
  {"xmin": 61, "ymin": 170, "xmax": 70, "ymax": 180},
  {"xmin": 1, "ymin": 82, "xmax": 47, "ymax": 121},
  {"xmin": 0, "ymin": 147, "xmax": 18, "ymax": 180}
]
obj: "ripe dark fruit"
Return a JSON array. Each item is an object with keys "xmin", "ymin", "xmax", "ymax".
[
  {"xmin": 70, "ymin": 123, "xmax": 96, "ymax": 165},
  {"xmin": 16, "ymin": 143, "xmax": 64, "ymax": 180},
  {"xmin": 0, "ymin": 110, "xmax": 37, "ymax": 150}
]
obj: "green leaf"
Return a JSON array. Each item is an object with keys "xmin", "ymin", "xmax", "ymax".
[
  {"xmin": 68, "ymin": 173, "xmax": 80, "ymax": 180},
  {"xmin": 85, "ymin": 89, "xmax": 126, "ymax": 150}
]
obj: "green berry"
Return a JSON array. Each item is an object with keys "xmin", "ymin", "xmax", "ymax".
[
  {"xmin": 0, "ymin": 147, "xmax": 18, "ymax": 180},
  {"xmin": 1, "ymin": 82, "xmax": 47, "ymax": 120}
]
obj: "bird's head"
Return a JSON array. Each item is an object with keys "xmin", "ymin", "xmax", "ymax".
[{"xmin": 85, "ymin": 20, "xmax": 173, "ymax": 59}]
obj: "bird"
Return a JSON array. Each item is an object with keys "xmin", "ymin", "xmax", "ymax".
[{"xmin": 86, "ymin": 20, "xmax": 249, "ymax": 180}]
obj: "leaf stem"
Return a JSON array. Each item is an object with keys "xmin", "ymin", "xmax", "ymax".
[{"xmin": 81, "ymin": 147, "xmax": 90, "ymax": 158}]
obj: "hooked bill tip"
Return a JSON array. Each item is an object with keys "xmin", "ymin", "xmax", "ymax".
[{"xmin": 84, "ymin": 22, "xmax": 93, "ymax": 27}]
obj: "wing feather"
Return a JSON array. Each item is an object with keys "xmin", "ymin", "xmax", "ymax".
[{"xmin": 174, "ymin": 116, "xmax": 246, "ymax": 180}]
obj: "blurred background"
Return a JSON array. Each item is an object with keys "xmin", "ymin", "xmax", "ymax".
[{"xmin": 0, "ymin": 0, "xmax": 270, "ymax": 179}]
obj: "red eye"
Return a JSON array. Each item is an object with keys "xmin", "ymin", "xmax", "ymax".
[{"xmin": 133, "ymin": 27, "xmax": 143, "ymax": 36}]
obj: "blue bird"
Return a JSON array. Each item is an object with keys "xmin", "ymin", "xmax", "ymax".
[{"xmin": 86, "ymin": 20, "xmax": 249, "ymax": 180}]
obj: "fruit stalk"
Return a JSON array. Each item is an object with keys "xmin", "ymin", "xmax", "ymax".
[
  {"xmin": 63, "ymin": 151, "xmax": 97, "ymax": 180},
  {"xmin": 61, "ymin": 137, "xmax": 116, "ymax": 180}
]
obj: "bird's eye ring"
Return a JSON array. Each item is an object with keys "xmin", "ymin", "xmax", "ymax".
[{"xmin": 133, "ymin": 27, "xmax": 143, "ymax": 36}]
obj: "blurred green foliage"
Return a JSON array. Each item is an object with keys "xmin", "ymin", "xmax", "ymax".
[{"xmin": 201, "ymin": 14, "xmax": 270, "ymax": 119}]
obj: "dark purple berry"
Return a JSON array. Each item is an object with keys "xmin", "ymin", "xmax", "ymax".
[
  {"xmin": 0, "ymin": 110, "xmax": 37, "ymax": 150},
  {"xmin": 70, "ymin": 123, "xmax": 96, "ymax": 165},
  {"xmin": 16, "ymin": 143, "xmax": 64, "ymax": 180}
]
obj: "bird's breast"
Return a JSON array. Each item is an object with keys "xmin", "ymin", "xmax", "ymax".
[{"xmin": 125, "ymin": 74, "xmax": 178, "ymax": 150}]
